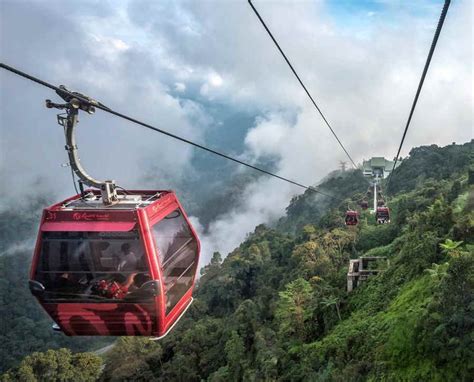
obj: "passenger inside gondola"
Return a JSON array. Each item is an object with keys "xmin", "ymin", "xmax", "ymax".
[
  {"xmin": 34, "ymin": 231, "xmax": 150, "ymax": 301},
  {"xmin": 117, "ymin": 243, "xmax": 139, "ymax": 271}
]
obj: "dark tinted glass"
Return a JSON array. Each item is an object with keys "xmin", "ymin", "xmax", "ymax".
[
  {"xmin": 153, "ymin": 209, "xmax": 198, "ymax": 314},
  {"xmin": 34, "ymin": 231, "xmax": 152, "ymax": 302}
]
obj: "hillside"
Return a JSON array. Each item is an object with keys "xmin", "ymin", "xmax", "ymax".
[{"xmin": 1, "ymin": 141, "xmax": 473, "ymax": 381}]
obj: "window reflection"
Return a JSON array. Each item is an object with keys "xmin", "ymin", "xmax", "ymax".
[
  {"xmin": 34, "ymin": 231, "xmax": 152, "ymax": 302},
  {"xmin": 153, "ymin": 209, "xmax": 198, "ymax": 314}
]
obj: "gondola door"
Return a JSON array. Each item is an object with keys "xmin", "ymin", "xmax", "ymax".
[{"xmin": 149, "ymin": 201, "xmax": 200, "ymax": 338}]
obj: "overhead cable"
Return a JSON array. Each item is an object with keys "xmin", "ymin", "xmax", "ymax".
[
  {"xmin": 0, "ymin": 62, "xmax": 341, "ymax": 201},
  {"xmin": 386, "ymin": 0, "xmax": 451, "ymax": 189},
  {"xmin": 248, "ymin": 0, "xmax": 357, "ymax": 169}
]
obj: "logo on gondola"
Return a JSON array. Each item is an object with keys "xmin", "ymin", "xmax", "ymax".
[
  {"xmin": 45, "ymin": 211, "xmax": 57, "ymax": 221},
  {"xmin": 44, "ymin": 211, "xmax": 57, "ymax": 220},
  {"xmin": 72, "ymin": 212, "xmax": 111, "ymax": 221}
]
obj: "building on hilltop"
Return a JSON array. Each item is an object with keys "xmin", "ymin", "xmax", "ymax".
[{"xmin": 361, "ymin": 157, "xmax": 401, "ymax": 179}]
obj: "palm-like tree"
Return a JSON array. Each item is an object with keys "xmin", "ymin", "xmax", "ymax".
[
  {"xmin": 440, "ymin": 239, "xmax": 463, "ymax": 253},
  {"xmin": 321, "ymin": 296, "xmax": 341, "ymax": 321}
]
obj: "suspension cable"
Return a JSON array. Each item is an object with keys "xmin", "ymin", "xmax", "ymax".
[
  {"xmin": 386, "ymin": 0, "xmax": 451, "ymax": 190},
  {"xmin": 248, "ymin": 0, "xmax": 357, "ymax": 169},
  {"xmin": 0, "ymin": 62, "xmax": 343, "ymax": 201}
]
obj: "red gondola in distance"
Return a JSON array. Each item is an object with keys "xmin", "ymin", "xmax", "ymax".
[
  {"xmin": 28, "ymin": 86, "xmax": 200, "ymax": 338},
  {"xmin": 345, "ymin": 210, "xmax": 359, "ymax": 226},
  {"xmin": 375, "ymin": 206, "xmax": 390, "ymax": 224}
]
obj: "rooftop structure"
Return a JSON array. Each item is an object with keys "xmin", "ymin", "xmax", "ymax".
[{"xmin": 361, "ymin": 157, "xmax": 401, "ymax": 179}]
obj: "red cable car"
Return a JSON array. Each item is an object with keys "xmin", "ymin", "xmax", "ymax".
[
  {"xmin": 375, "ymin": 207, "xmax": 390, "ymax": 224},
  {"xmin": 28, "ymin": 87, "xmax": 200, "ymax": 338},
  {"xmin": 345, "ymin": 210, "xmax": 359, "ymax": 226},
  {"xmin": 360, "ymin": 201, "xmax": 369, "ymax": 210},
  {"xmin": 29, "ymin": 190, "xmax": 200, "ymax": 337}
]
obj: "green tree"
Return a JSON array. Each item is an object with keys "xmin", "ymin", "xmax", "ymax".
[
  {"xmin": 275, "ymin": 278, "xmax": 314, "ymax": 341},
  {"xmin": 103, "ymin": 337, "xmax": 161, "ymax": 381},
  {"xmin": 320, "ymin": 228, "xmax": 356, "ymax": 270},
  {"xmin": 200, "ymin": 252, "xmax": 222, "ymax": 276},
  {"xmin": 292, "ymin": 240, "xmax": 332, "ymax": 277},
  {"xmin": 225, "ymin": 331, "xmax": 246, "ymax": 380},
  {"xmin": 439, "ymin": 239, "xmax": 463, "ymax": 255},
  {"xmin": 425, "ymin": 262, "xmax": 449, "ymax": 284},
  {"xmin": 320, "ymin": 296, "xmax": 342, "ymax": 321},
  {"xmin": 448, "ymin": 180, "xmax": 461, "ymax": 203},
  {"xmin": 2, "ymin": 349, "xmax": 101, "ymax": 382}
]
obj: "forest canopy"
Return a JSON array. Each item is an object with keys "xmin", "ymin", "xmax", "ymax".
[{"xmin": 1, "ymin": 141, "xmax": 473, "ymax": 381}]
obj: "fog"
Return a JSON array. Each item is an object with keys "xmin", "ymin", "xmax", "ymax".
[{"xmin": 1, "ymin": 0, "xmax": 471, "ymax": 266}]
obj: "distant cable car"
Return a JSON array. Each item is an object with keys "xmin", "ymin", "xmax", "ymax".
[
  {"xmin": 360, "ymin": 201, "xmax": 369, "ymax": 210},
  {"xmin": 345, "ymin": 210, "xmax": 359, "ymax": 226},
  {"xmin": 28, "ymin": 87, "xmax": 200, "ymax": 338},
  {"xmin": 375, "ymin": 207, "xmax": 390, "ymax": 224}
]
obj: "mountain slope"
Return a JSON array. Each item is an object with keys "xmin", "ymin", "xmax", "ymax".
[
  {"xmin": 2, "ymin": 141, "xmax": 473, "ymax": 381},
  {"xmin": 99, "ymin": 141, "xmax": 472, "ymax": 381}
]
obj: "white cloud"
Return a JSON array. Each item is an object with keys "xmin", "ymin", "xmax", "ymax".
[
  {"xmin": 122, "ymin": 0, "xmax": 471, "ymax": 158},
  {"xmin": 174, "ymin": 82, "xmax": 186, "ymax": 92},
  {"xmin": 209, "ymin": 72, "xmax": 223, "ymax": 87},
  {"xmin": 1, "ymin": 0, "xmax": 471, "ymax": 268},
  {"xmin": 244, "ymin": 114, "xmax": 291, "ymax": 159},
  {"xmin": 196, "ymin": 176, "xmax": 297, "ymax": 266}
]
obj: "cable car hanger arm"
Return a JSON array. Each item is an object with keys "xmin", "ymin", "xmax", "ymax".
[{"xmin": 46, "ymin": 85, "xmax": 118, "ymax": 204}]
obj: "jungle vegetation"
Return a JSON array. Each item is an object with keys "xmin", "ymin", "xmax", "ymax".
[{"xmin": 1, "ymin": 141, "xmax": 473, "ymax": 381}]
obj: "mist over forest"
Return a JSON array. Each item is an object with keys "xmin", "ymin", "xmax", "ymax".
[{"xmin": 1, "ymin": 0, "xmax": 472, "ymax": 380}]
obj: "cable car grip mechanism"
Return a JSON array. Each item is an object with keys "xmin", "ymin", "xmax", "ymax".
[{"xmin": 46, "ymin": 85, "xmax": 118, "ymax": 205}]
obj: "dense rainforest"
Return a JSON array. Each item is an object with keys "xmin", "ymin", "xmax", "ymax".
[{"xmin": 1, "ymin": 140, "xmax": 473, "ymax": 381}]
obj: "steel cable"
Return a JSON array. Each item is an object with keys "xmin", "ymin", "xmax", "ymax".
[{"xmin": 0, "ymin": 62, "xmax": 343, "ymax": 201}]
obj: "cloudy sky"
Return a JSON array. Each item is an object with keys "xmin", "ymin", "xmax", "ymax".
[{"xmin": 1, "ymin": 0, "xmax": 472, "ymax": 265}]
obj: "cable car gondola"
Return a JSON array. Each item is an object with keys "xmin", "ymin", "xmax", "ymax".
[
  {"xmin": 360, "ymin": 201, "xmax": 369, "ymax": 210},
  {"xmin": 345, "ymin": 210, "xmax": 359, "ymax": 226},
  {"xmin": 375, "ymin": 207, "xmax": 390, "ymax": 224},
  {"xmin": 28, "ymin": 88, "xmax": 200, "ymax": 338}
]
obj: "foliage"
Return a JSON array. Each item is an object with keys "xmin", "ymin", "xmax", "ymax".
[
  {"xmin": 275, "ymin": 278, "xmax": 314, "ymax": 341},
  {"xmin": 1, "ymin": 348, "xmax": 102, "ymax": 382},
  {"xmin": 278, "ymin": 169, "xmax": 368, "ymax": 233},
  {"xmin": 387, "ymin": 141, "xmax": 473, "ymax": 194},
  {"xmin": 4, "ymin": 141, "xmax": 473, "ymax": 381},
  {"xmin": 102, "ymin": 338, "xmax": 162, "ymax": 381}
]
